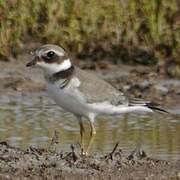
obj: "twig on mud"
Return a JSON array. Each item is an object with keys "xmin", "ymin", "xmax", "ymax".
[
  {"xmin": 48, "ymin": 130, "xmax": 60, "ymax": 153},
  {"xmin": 137, "ymin": 149, "xmax": 147, "ymax": 159},
  {"xmin": 0, "ymin": 141, "xmax": 15, "ymax": 150},
  {"xmin": 114, "ymin": 148, "xmax": 122, "ymax": 160},
  {"xmin": 70, "ymin": 144, "xmax": 78, "ymax": 162},
  {"xmin": 77, "ymin": 142, "xmax": 81, "ymax": 149},
  {"xmin": 127, "ymin": 151, "xmax": 135, "ymax": 160},
  {"xmin": 62, "ymin": 144, "xmax": 79, "ymax": 163},
  {"xmin": 0, "ymin": 141, "xmax": 22, "ymax": 151},
  {"xmin": 29, "ymin": 146, "xmax": 41, "ymax": 160},
  {"xmin": 104, "ymin": 143, "xmax": 119, "ymax": 161},
  {"xmin": 0, "ymin": 141, "xmax": 9, "ymax": 146},
  {"xmin": 76, "ymin": 142, "xmax": 83, "ymax": 155},
  {"xmin": 127, "ymin": 139, "xmax": 141, "ymax": 160},
  {"xmin": 127, "ymin": 141, "xmax": 147, "ymax": 160}
]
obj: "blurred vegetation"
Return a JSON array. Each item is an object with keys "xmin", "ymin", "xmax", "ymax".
[{"xmin": 0, "ymin": 0, "xmax": 179, "ymax": 76}]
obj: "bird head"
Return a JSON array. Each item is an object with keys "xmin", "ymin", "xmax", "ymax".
[{"xmin": 26, "ymin": 44, "xmax": 72, "ymax": 76}]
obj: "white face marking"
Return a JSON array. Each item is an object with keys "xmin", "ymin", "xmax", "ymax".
[
  {"xmin": 37, "ymin": 59, "xmax": 72, "ymax": 75},
  {"xmin": 57, "ymin": 59, "xmax": 72, "ymax": 71}
]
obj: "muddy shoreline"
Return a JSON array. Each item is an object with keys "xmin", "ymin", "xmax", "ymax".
[{"xmin": 0, "ymin": 137, "xmax": 179, "ymax": 180}]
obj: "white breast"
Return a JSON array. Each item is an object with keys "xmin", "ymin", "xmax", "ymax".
[{"xmin": 46, "ymin": 79, "xmax": 89, "ymax": 117}]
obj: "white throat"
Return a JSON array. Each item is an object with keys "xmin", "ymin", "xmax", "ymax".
[{"xmin": 38, "ymin": 59, "xmax": 72, "ymax": 75}]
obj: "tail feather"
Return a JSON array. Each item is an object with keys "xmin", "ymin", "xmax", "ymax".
[
  {"xmin": 145, "ymin": 102, "xmax": 168, "ymax": 113},
  {"xmin": 129, "ymin": 98, "xmax": 168, "ymax": 113}
]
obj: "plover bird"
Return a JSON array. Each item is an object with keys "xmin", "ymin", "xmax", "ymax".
[{"xmin": 26, "ymin": 44, "xmax": 166, "ymax": 154}]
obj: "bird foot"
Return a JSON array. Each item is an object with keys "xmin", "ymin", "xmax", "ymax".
[{"xmin": 81, "ymin": 149, "xmax": 88, "ymax": 156}]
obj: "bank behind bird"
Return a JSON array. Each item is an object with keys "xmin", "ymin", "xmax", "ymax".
[{"xmin": 26, "ymin": 44, "xmax": 167, "ymax": 155}]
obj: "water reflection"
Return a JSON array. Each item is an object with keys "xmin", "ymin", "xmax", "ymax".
[{"xmin": 0, "ymin": 92, "xmax": 179, "ymax": 160}]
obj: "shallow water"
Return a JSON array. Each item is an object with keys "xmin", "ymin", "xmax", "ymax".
[{"xmin": 0, "ymin": 92, "xmax": 179, "ymax": 160}]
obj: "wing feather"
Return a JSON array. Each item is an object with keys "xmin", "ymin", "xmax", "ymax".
[{"xmin": 75, "ymin": 67, "xmax": 127, "ymax": 105}]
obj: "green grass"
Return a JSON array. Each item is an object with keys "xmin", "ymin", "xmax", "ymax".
[{"xmin": 0, "ymin": 0, "xmax": 179, "ymax": 74}]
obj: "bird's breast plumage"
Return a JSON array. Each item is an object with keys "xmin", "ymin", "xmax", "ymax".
[{"xmin": 45, "ymin": 78, "xmax": 89, "ymax": 117}]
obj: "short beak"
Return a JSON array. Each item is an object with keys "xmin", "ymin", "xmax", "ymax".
[{"xmin": 26, "ymin": 56, "xmax": 38, "ymax": 67}]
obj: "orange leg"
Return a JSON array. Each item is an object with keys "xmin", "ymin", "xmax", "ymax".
[
  {"xmin": 78, "ymin": 118, "xmax": 85, "ymax": 153},
  {"xmin": 85, "ymin": 121, "xmax": 96, "ymax": 155}
]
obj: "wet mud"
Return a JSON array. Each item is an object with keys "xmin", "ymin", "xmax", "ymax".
[{"xmin": 0, "ymin": 135, "xmax": 179, "ymax": 180}]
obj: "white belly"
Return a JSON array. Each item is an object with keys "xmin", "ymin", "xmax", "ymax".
[{"xmin": 46, "ymin": 82, "xmax": 89, "ymax": 117}]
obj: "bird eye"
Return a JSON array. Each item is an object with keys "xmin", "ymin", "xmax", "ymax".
[{"xmin": 46, "ymin": 51, "xmax": 55, "ymax": 58}]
